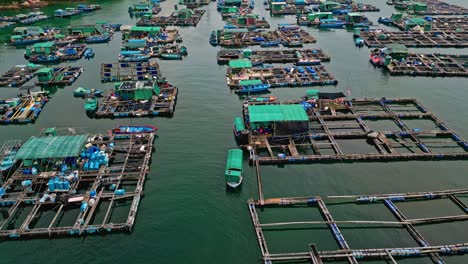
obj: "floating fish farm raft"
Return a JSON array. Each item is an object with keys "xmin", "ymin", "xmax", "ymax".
[
  {"xmin": 268, "ymin": 0, "xmax": 379, "ymax": 15},
  {"xmin": 100, "ymin": 62, "xmax": 160, "ymax": 82},
  {"xmin": 239, "ymin": 97, "xmax": 468, "ymax": 164},
  {"xmin": 218, "ymin": 27, "xmax": 316, "ymax": 48},
  {"xmin": 35, "ymin": 67, "xmax": 84, "ymax": 86},
  {"xmin": 247, "ymin": 188, "xmax": 468, "ymax": 264},
  {"xmin": 0, "ymin": 94, "xmax": 48, "ymax": 124},
  {"xmin": 0, "ymin": 129, "xmax": 155, "ymax": 238},
  {"xmin": 386, "ymin": 54, "xmax": 468, "ymax": 77},
  {"xmin": 0, "ymin": 65, "xmax": 40, "ymax": 88},
  {"xmin": 390, "ymin": 0, "xmax": 468, "ymax": 15},
  {"xmin": 217, "ymin": 49, "xmax": 330, "ymax": 65},
  {"xmin": 360, "ymin": 30, "xmax": 468, "ymax": 48},
  {"xmin": 181, "ymin": 0, "xmax": 211, "ymax": 9},
  {"xmin": 224, "ymin": 17, "xmax": 270, "ymax": 29},
  {"xmin": 392, "ymin": 16, "xmax": 468, "ymax": 32},
  {"xmin": 95, "ymin": 80, "xmax": 177, "ymax": 118},
  {"xmin": 136, "ymin": 10, "xmax": 206, "ymax": 27},
  {"xmin": 227, "ymin": 65, "xmax": 337, "ymax": 89}
]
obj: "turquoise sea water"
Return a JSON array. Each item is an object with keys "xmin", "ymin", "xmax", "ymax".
[{"xmin": 0, "ymin": 0, "xmax": 468, "ymax": 263}]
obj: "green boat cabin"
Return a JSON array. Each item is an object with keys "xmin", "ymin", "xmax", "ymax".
[{"xmin": 225, "ymin": 149, "xmax": 243, "ymax": 184}]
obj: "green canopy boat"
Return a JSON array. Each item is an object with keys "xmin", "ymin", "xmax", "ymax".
[
  {"xmin": 84, "ymin": 97, "xmax": 98, "ymax": 113},
  {"xmin": 225, "ymin": 149, "xmax": 243, "ymax": 188}
]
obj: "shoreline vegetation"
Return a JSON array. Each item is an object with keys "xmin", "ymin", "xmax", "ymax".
[{"xmin": 0, "ymin": 0, "xmax": 87, "ymax": 10}]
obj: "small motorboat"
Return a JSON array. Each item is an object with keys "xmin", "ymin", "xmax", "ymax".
[
  {"xmin": 260, "ymin": 41, "xmax": 280, "ymax": 47},
  {"xmin": 355, "ymin": 38, "xmax": 365, "ymax": 47},
  {"xmin": 84, "ymin": 97, "xmax": 98, "ymax": 113},
  {"xmin": 225, "ymin": 149, "xmax": 243, "ymax": 188},
  {"xmin": 180, "ymin": 46, "xmax": 188, "ymax": 56},
  {"xmin": 118, "ymin": 54, "xmax": 150, "ymax": 62},
  {"xmin": 28, "ymin": 55, "xmax": 60, "ymax": 64},
  {"xmin": 85, "ymin": 34, "xmax": 111, "ymax": 44},
  {"xmin": 74, "ymin": 87, "xmax": 103, "ymax": 97},
  {"xmin": 84, "ymin": 48, "xmax": 95, "ymax": 58},
  {"xmin": 247, "ymin": 96, "xmax": 277, "ymax": 102},
  {"xmin": 113, "ymin": 125, "xmax": 158, "ymax": 134},
  {"xmin": 209, "ymin": 31, "xmax": 218, "ymax": 46},
  {"xmin": 160, "ymin": 53, "xmax": 182, "ymax": 60}
]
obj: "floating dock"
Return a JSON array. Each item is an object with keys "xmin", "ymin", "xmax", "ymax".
[
  {"xmin": 136, "ymin": 10, "xmax": 206, "ymax": 27},
  {"xmin": 389, "ymin": 0, "xmax": 468, "ymax": 15},
  {"xmin": 58, "ymin": 44, "xmax": 87, "ymax": 61},
  {"xmin": 0, "ymin": 129, "xmax": 155, "ymax": 238},
  {"xmin": 240, "ymin": 97, "xmax": 468, "ymax": 164},
  {"xmin": 392, "ymin": 16, "xmax": 468, "ymax": 32},
  {"xmin": 227, "ymin": 65, "xmax": 337, "ymax": 89},
  {"xmin": 95, "ymin": 80, "xmax": 178, "ymax": 118},
  {"xmin": 181, "ymin": 0, "xmax": 211, "ymax": 9},
  {"xmin": 218, "ymin": 48, "xmax": 330, "ymax": 65},
  {"xmin": 0, "ymin": 93, "xmax": 48, "ymax": 124},
  {"xmin": 360, "ymin": 30, "xmax": 468, "ymax": 48},
  {"xmin": 386, "ymin": 53, "xmax": 468, "ymax": 77},
  {"xmin": 224, "ymin": 17, "xmax": 270, "ymax": 29},
  {"xmin": 100, "ymin": 62, "xmax": 160, "ymax": 82},
  {"xmin": 268, "ymin": 0, "xmax": 379, "ymax": 15},
  {"xmin": 248, "ymin": 188, "xmax": 468, "ymax": 263},
  {"xmin": 219, "ymin": 27, "xmax": 316, "ymax": 48},
  {"xmin": 0, "ymin": 65, "xmax": 40, "ymax": 88}
]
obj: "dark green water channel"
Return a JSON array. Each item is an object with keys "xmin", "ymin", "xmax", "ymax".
[{"xmin": 0, "ymin": 0, "xmax": 468, "ymax": 263}]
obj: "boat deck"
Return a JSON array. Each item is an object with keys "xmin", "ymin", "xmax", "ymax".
[
  {"xmin": 136, "ymin": 10, "xmax": 206, "ymax": 27},
  {"xmin": 219, "ymin": 27, "xmax": 316, "ymax": 48},
  {"xmin": 0, "ymin": 132, "xmax": 155, "ymax": 239},
  {"xmin": 217, "ymin": 48, "xmax": 330, "ymax": 65},
  {"xmin": 242, "ymin": 98, "xmax": 468, "ymax": 164},
  {"xmin": 227, "ymin": 65, "xmax": 337, "ymax": 89},
  {"xmin": 95, "ymin": 85, "xmax": 178, "ymax": 118},
  {"xmin": 360, "ymin": 30, "xmax": 468, "ymax": 48},
  {"xmin": 386, "ymin": 53, "xmax": 468, "ymax": 77},
  {"xmin": 100, "ymin": 62, "xmax": 160, "ymax": 82},
  {"xmin": 0, "ymin": 66, "xmax": 39, "ymax": 88}
]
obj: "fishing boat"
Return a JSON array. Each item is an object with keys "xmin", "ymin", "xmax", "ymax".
[
  {"xmin": 319, "ymin": 18, "xmax": 347, "ymax": 28},
  {"xmin": 209, "ymin": 31, "xmax": 218, "ymax": 46},
  {"xmin": 378, "ymin": 17, "xmax": 394, "ymax": 26},
  {"xmin": 160, "ymin": 53, "xmax": 182, "ymax": 60},
  {"xmin": 118, "ymin": 54, "xmax": 150, "ymax": 62},
  {"xmin": 247, "ymin": 96, "xmax": 276, "ymax": 102},
  {"xmin": 296, "ymin": 59, "xmax": 321, "ymax": 66},
  {"xmin": 386, "ymin": 0, "xmax": 394, "ymax": 5},
  {"xmin": 180, "ymin": 46, "xmax": 188, "ymax": 55},
  {"xmin": 113, "ymin": 125, "xmax": 158, "ymax": 134},
  {"xmin": 225, "ymin": 149, "xmax": 243, "ymax": 188},
  {"xmin": 84, "ymin": 48, "xmax": 95, "ymax": 58},
  {"xmin": 77, "ymin": 4, "xmax": 101, "ymax": 12},
  {"xmin": 260, "ymin": 40, "xmax": 280, "ymax": 47},
  {"xmin": 74, "ymin": 87, "xmax": 103, "ymax": 97},
  {"xmin": 369, "ymin": 49, "xmax": 384, "ymax": 66},
  {"xmin": 235, "ymin": 84, "xmax": 270, "ymax": 94},
  {"xmin": 54, "ymin": 8, "xmax": 81, "ymax": 18},
  {"xmin": 283, "ymin": 40, "xmax": 303, "ymax": 48},
  {"xmin": 355, "ymin": 38, "xmax": 364, "ymax": 47},
  {"xmin": 20, "ymin": 15, "xmax": 49, "ymax": 25},
  {"xmin": 28, "ymin": 55, "xmax": 60, "ymax": 64},
  {"xmin": 85, "ymin": 34, "xmax": 111, "ymax": 44},
  {"xmin": 84, "ymin": 97, "xmax": 98, "ymax": 113}
]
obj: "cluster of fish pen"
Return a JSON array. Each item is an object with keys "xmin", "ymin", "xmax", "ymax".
[
  {"xmin": 386, "ymin": 53, "xmax": 468, "ymax": 77},
  {"xmin": 180, "ymin": 0, "xmax": 211, "ymax": 9},
  {"xmin": 359, "ymin": 30, "xmax": 468, "ymax": 48},
  {"xmin": 247, "ymin": 188, "xmax": 468, "ymax": 263},
  {"xmin": 388, "ymin": 0, "xmax": 468, "ymax": 15},
  {"xmin": 0, "ymin": 65, "xmax": 41, "ymax": 88},
  {"xmin": 35, "ymin": 67, "xmax": 84, "ymax": 86},
  {"xmin": 0, "ymin": 130, "xmax": 155, "ymax": 238},
  {"xmin": 227, "ymin": 65, "xmax": 337, "ymax": 89},
  {"xmin": 100, "ymin": 62, "xmax": 160, "ymax": 82},
  {"xmin": 136, "ymin": 10, "xmax": 206, "ymax": 27},
  {"xmin": 268, "ymin": 0, "xmax": 379, "ymax": 15},
  {"xmin": 392, "ymin": 16, "xmax": 468, "ymax": 32},
  {"xmin": 95, "ymin": 80, "xmax": 178, "ymax": 118},
  {"xmin": 218, "ymin": 27, "xmax": 316, "ymax": 48},
  {"xmin": 0, "ymin": 94, "xmax": 48, "ymax": 124},
  {"xmin": 240, "ymin": 97, "xmax": 468, "ymax": 164},
  {"xmin": 217, "ymin": 48, "xmax": 330, "ymax": 65}
]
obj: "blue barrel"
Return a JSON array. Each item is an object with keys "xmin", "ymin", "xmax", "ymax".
[{"xmin": 48, "ymin": 180, "xmax": 55, "ymax": 191}]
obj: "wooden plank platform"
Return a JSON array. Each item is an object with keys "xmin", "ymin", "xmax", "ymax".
[
  {"xmin": 386, "ymin": 53, "xmax": 468, "ymax": 77},
  {"xmin": 360, "ymin": 30, "xmax": 468, "ymax": 48},
  {"xmin": 0, "ymin": 65, "xmax": 39, "ymax": 88},
  {"xmin": 136, "ymin": 10, "xmax": 206, "ymax": 27},
  {"xmin": 388, "ymin": 0, "xmax": 468, "ymax": 15},
  {"xmin": 100, "ymin": 62, "xmax": 160, "ymax": 82},
  {"xmin": 217, "ymin": 48, "xmax": 330, "ymax": 65}
]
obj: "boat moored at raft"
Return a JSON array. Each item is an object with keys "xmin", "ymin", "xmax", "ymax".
[
  {"xmin": 74, "ymin": 87, "xmax": 103, "ymax": 97},
  {"xmin": 225, "ymin": 149, "xmax": 243, "ymax": 188},
  {"xmin": 113, "ymin": 125, "xmax": 158, "ymax": 134}
]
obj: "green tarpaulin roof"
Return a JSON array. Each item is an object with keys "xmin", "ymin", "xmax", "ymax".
[
  {"xmin": 248, "ymin": 104, "xmax": 309, "ymax": 123},
  {"xmin": 32, "ymin": 42, "xmax": 55, "ymax": 48},
  {"xmin": 226, "ymin": 149, "xmax": 243, "ymax": 170},
  {"xmin": 229, "ymin": 59, "xmax": 252, "ymax": 69},
  {"xmin": 130, "ymin": 26, "xmax": 161, "ymax": 32},
  {"xmin": 16, "ymin": 135, "xmax": 88, "ymax": 160},
  {"xmin": 239, "ymin": 79, "xmax": 262, "ymax": 86}
]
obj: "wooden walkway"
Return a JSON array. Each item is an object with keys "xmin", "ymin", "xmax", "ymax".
[
  {"xmin": 0, "ymin": 131, "xmax": 155, "ymax": 239},
  {"xmin": 242, "ymin": 98, "xmax": 468, "ymax": 164},
  {"xmin": 136, "ymin": 10, "xmax": 206, "ymax": 27},
  {"xmin": 360, "ymin": 30, "xmax": 468, "ymax": 48},
  {"xmin": 217, "ymin": 48, "xmax": 330, "ymax": 65},
  {"xmin": 100, "ymin": 62, "xmax": 160, "ymax": 82},
  {"xmin": 386, "ymin": 53, "xmax": 468, "ymax": 77}
]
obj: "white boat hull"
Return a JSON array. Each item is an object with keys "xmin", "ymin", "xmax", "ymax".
[{"xmin": 226, "ymin": 176, "xmax": 243, "ymax": 188}]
